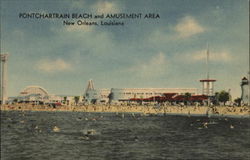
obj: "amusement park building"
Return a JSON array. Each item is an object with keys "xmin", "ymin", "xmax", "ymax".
[
  {"xmin": 85, "ymin": 89, "xmax": 111, "ymax": 103},
  {"xmin": 18, "ymin": 86, "xmax": 50, "ymax": 103},
  {"xmin": 13, "ymin": 86, "xmax": 78, "ymax": 105},
  {"xmin": 110, "ymin": 88, "xmax": 198, "ymax": 102},
  {"xmin": 84, "ymin": 87, "xmax": 198, "ymax": 104}
]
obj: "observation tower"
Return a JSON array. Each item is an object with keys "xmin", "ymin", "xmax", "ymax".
[{"xmin": 200, "ymin": 45, "xmax": 216, "ymax": 97}]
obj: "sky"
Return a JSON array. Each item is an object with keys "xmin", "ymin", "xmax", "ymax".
[{"xmin": 0, "ymin": 0, "xmax": 249, "ymax": 99}]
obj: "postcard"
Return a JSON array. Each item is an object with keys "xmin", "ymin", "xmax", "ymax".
[{"xmin": 1, "ymin": 0, "xmax": 249, "ymax": 159}]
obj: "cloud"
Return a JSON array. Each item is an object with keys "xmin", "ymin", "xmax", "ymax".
[
  {"xmin": 127, "ymin": 52, "xmax": 168, "ymax": 77},
  {"xmin": 64, "ymin": 1, "xmax": 120, "ymax": 33},
  {"xmin": 36, "ymin": 59, "xmax": 72, "ymax": 73},
  {"xmin": 174, "ymin": 16, "xmax": 205, "ymax": 38},
  {"xmin": 188, "ymin": 49, "xmax": 232, "ymax": 62},
  {"xmin": 63, "ymin": 1, "xmax": 120, "ymax": 33},
  {"xmin": 147, "ymin": 16, "xmax": 205, "ymax": 44},
  {"xmin": 92, "ymin": 1, "xmax": 119, "ymax": 13}
]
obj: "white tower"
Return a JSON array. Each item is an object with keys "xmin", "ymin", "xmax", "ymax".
[
  {"xmin": 84, "ymin": 79, "xmax": 95, "ymax": 96},
  {"xmin": 199, "ymin": 45, "xmax": 216, "ymax": 106},
  {"xmin": 241, "ymin": 77, "xmax": 249, "ymax": 105},
  {"xmin": 0, "ymin": 54, "xmax": 9, "ymax": 105},
  {"xmin": 200, "ymin": 45, "xmax": 216, "ymax": 96},
  {"xmin": 86, "ymin": 79, "xmax": 95, "ymax": 91}
]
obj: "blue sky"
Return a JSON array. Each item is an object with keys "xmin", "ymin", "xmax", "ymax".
[{"xmin": 1, "ymin": 0, "xmax": 249, "ymax": 99}]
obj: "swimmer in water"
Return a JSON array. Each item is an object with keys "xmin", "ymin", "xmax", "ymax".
[{"xmin": 53, "ymin": 126, "xmax": 60, "ymax": 132}]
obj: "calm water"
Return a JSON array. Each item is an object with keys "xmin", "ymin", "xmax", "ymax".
[{"xmin": 1, "ymin": 111, "xmax": 250, "ymax": 160}]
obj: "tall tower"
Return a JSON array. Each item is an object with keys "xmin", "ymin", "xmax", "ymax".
[
  {"xmin": 84, "ymin": 79, "xmax": 98, "ymax": 104},
  {"xmin": 200, "ymin": 45, "xmax": 216, "ymax": 96},
  {"xmin": 84, "ymin": 79, "xmax": 95, "ymax": 93},
  {"xmin": 241, "ymin": 77, "xmax": 249, "ymax": 105},
  {"xmin": 0, "ymin": 54, "xmax": 9, "ymax": 105},
  {"xmin": 84, "ymin": 79, "xmax": 95, "ymax": 97}
]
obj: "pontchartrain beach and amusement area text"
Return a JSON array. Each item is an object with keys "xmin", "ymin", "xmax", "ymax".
[{"xmin": 19, "ymin": 12, "xmax": 160, "ymax": 26}]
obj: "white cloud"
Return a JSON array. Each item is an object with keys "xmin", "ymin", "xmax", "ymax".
[
  {"xmin": 92, "ymin": 1, "xmax": 119, "ymax": 13},
  {"xmin": 64, "ymin": 1, "xmax": 119, "ymax": 33},
  {"xmin": 147, "ymin": 16, "xmax": 205, "ymax": 44},
  {"xmin": 128, "ymin": 52, "xmax": 168, "ymax": 77},
  {"xmin": 188, "ymin": 49, "xmax": 232, "ymax": 62},
  {"xmin": 174, "ymin": 16, "xmax": 205, "ymax": 38},
  {"xmin": 65, "ymin": 1, "xmax": 119, "ymax": 33},
  {"xmin": 36, "ymin": 59, "xmax": 72, "ymax": 73}
]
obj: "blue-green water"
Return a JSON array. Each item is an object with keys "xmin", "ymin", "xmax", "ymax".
[{"xmin": 1, "ymin": 111, "xmax": 250, "ymax": 160}]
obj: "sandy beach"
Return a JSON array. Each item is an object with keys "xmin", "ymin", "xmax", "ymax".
[{"xmin": 1, "ymin": 104, "xmax": 250, "ymax": 117}]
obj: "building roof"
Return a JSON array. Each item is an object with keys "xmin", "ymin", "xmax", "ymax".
[
  {"xmin": 200, "ymin": 79, "xmax": 216, "ymax": 82},
  {"xmin": 19, "ymin": 86, "xmax": 49, "ymax": 97}
]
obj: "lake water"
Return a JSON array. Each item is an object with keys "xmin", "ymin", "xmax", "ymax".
[{"xmin": 1, "ymin": 111, "xmax": 250, "ymax": 160}]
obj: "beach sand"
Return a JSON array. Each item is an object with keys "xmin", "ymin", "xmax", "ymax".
[{"xmin": 1, "ymin": 104, "xmax": 250, "ymax": 117}]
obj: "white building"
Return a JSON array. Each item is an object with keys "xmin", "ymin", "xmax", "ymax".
[
  {"xmin": 110, "ymin": 88, "xmax": 198, "ymax": 102},
  {"xmin": 83, "ymin": 79, "xmax": 199, "ymax": 104},
  {"xmin": 16, "ymin": 86, "xmax": 73, "ymax": 105},
  {"xmin": 18, "ymin": 86, "xmax": 49, "ymax": 103}
]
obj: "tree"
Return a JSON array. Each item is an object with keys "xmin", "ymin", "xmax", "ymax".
[
  {"xmin": 13, "ymin": 98, "xmax": 18, "ymax": 103},
  {"xmin": 184, "ymin": 92, "xmax": 191, "ymax": 105},
  {"xmin": 234, "ymin": 97, "xmax": 241, "ymax": 106},
  {"xmin": 213, "ymin": 92, "xmax": 220, "ymax": 105},
  {"xmin": 74, "ymin": 96, "xmax": 80, "ymax": 105},
  {"xmin": 63, "ymin": 96, "xmax": 67, "ymax": 104},
  {"xmin": 218, "ymin": 90, "xmax": 230, "ymax": 105}
]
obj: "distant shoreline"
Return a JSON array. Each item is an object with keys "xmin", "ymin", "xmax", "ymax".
[{"xmin": 1, "ymin": 104, "xmax": 250, "ymax": 118}]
